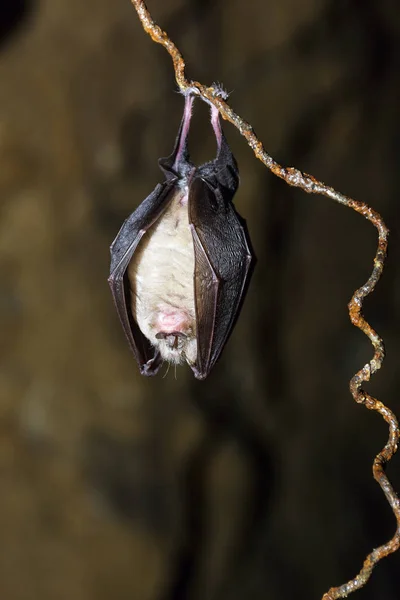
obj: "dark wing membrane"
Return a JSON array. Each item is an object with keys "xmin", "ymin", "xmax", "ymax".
[
  {"xmin": 108, "ymin": 181, "xmax": 175, "ymax": 375},
  {"xmin": 189, "ymin": 177, "xmax": 253, "ymax": 379},
  {"xmin": 190, "ymin": 226, "xmax": 219, "ymax": 378}
]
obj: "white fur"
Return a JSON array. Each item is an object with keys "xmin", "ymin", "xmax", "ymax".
[{"xmin": 127, "ymin": 186, "xmax": 197, "ymax": 366}]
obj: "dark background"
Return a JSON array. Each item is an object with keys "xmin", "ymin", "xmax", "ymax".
[{"xmin": 0, "ymin": 0, "xmax": 399, "ymax": 599}]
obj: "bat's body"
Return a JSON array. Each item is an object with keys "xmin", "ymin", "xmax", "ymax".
[
  {"xmin": 109, "ymin": 93, "xmax": 253, "ymax": 379},
  {"xmin": 127, "ymin": 184, "xmax": 197, "ymax": 366}
]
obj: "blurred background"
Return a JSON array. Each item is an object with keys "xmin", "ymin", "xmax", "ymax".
[{"xmin": 0, "ymin": 0, "xmax": 399, "ymax": 598}]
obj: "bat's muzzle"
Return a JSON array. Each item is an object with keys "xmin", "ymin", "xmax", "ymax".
[{"xmin": 156, "ymin": 331, "xmax": 187, "ymax": 349}]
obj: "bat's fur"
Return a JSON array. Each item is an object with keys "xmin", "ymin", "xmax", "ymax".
[{"xmin": 127, "ymin": 185, "xmax": 197, "ymax": 366}]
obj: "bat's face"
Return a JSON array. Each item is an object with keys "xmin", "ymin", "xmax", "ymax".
[
  {"xmin": 127, "ymin": 182, "xmax": 198, "ymax": 368},
  {"xmin": 109, "ymin": 94, "xmax": 253, "ymax": 379}
]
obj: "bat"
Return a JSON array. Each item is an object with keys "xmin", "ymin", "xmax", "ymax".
[{"xmin": 108, "ymin": 92, "xmax": 253, "ymax": 379}]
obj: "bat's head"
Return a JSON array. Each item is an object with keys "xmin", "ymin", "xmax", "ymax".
[{"xmin": 155, "ymin": 329, "xmax": 197, "ymax": 366}]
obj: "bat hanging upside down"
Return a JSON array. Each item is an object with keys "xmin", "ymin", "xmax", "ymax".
[{"xmin": 108, "ymin": 92, "xmax": 253, "ymax": 379}]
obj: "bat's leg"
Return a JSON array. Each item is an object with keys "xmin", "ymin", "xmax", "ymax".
[
  {"xmin": 172, "ymin": 93, "xmax": 194, "ymax": 171},
  {"xmin": 210, "ymin": 104, "xmax": 222, "ymax": 150}
]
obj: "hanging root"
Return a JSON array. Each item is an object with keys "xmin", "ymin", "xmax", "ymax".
[
  {"xmin": 322, "ymin": 242, "xmax": 400, "ymax": 599},
  {"xmin": 130, "ymin": 1, "xmax": 400, "ymax": 596}
]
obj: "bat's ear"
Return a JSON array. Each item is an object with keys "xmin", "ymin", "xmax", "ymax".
[{"xmin": 159, "ymin": 93, "xmax": 194, "ymax": 180}]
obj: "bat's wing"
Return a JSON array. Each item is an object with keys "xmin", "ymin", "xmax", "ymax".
[
  {"xmin": 108, "ymin": 181, "xmax": 175, "ymax": 375},
  {"xmin": 189, "ymin": 176, "xmax": 253, "ymax": 379}
]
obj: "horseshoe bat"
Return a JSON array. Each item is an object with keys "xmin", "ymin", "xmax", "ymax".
[{"xmin": 108, "ymin": 93, "xmax": 253, "ymax": 379}]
